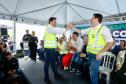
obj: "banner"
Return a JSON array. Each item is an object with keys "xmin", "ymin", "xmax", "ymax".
[
  {"xmin": 107, "ymin": 23, "xmax": 126, "ymax": 39},
  {"xmin": 76, "ymin": 21, "xmax": 126, "ymax": 45},
  {"xmin": 106, "ymin": 22, "xmax": 126, "ymax": 45}
]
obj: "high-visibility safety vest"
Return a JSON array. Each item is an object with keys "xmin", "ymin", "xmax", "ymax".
[
  {"xmin": 44, "ymin": 28, "xmax": 57, "ymax": 48},
  {"xmin": 58, "ymin": 41, "xmax": 68, "ymax": 54},
  {"xmin": 86, "ymin": 25, "xmax": 107, "ymax": 54}
]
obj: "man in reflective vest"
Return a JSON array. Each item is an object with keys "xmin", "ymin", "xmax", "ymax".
[
  {"xmin": 86, "ymin": 13, "xmax": 113, "ymax": 84},
  {"xmin": 44, "ymin": 17, "xmax": 67, "ymax": 83}
]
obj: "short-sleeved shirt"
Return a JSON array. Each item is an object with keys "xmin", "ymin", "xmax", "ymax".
[
  {"xmin": 81, "ymin": 24, "xmax": 113, "ymax": 42},
  {"xmin": 71, "ymin": 37, "xmax": 83, "ymax": 52}
]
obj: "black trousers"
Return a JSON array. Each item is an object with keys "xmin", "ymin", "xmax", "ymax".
[{"xmin": 29, "ymin": 46, "xmax": 37, "ymax": 61}]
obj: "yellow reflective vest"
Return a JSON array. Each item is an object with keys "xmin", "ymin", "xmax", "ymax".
[
  {"xmin": 58, "ymin": 41, "xmax": 68, "ymax": 54},
  {"xmin": 86, "ymin": 25, "xmax": 107, "ymax": 54},
  {"xmin": 44, "ymin": 28, "xmax": 57, "ymax": 48}
]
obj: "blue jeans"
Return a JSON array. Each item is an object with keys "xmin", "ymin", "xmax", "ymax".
[
  {"xmin": 72, "ymin": 52, "xmax": 80, "ymax": 63},
  {"xmin": 88, "ymin": 53, "xmax": 102, "ymax": 84},
  {"xmin": 37, "ymin": 48, "xmax": 45, "ymax": 60},
  {"xmin": 44, "ymin": 48, "xmax": 59, "ymax": 79},
  {"xmin": 71, "ymin": 52, "xmax": 80, "ymax": 70}
]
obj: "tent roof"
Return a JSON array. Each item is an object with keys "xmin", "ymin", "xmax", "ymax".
[{"xmin": 0, "ymin": 0, "xmax": 125, "ymax": 25}]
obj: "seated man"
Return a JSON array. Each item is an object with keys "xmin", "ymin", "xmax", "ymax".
[
  {"xmin": 69, "ymin": 32, "xmax": 83, "ymax": 72},
  {"xmin": 37, "ymin": 40, "xmax": 45, "ymax": 61},
  {"xmin": 3, "ymin": 52, "xmax": 19, "ymax": 78},
  {"xmin": 116, "ymin": 42, "xmax": 126, "ymax": 84},
  {"xmin": 3, "ymin": 52, "xmax": 24, "ymax": 84},
  {"xmin": 111, "ymin": 40, "xmax": 125, "ymax": 56}
]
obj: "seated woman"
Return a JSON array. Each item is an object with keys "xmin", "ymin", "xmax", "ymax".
[
  {"xmin": 57, "ymin": 37, "xmax": 68, "ymax": 65},
  {"xmin": 116, "ymin": 41, "xmax": 126, "ymax": 84},
  {"xmin": 62, "ymin": 38, "xmax": 75, "ymax": 70}
]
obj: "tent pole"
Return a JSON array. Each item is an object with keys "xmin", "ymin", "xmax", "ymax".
[
  {"xmin": 65, "ymin": 1, "xmax": 67, "ymax": 27},
  {"xmin": 115, "ymin": 0, "xmax": 121, "ymax": 16},
  {"xmin": 14, "ymin": 0, "xmax": 21, "ymax": 15},
  {"xmin": 13, "ymin": 16, "xmax": 16, "ymax": 53}
]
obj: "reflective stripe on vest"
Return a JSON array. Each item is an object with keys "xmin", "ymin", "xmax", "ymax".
[
  {"xmin": 87, "ymin": 26, "xmax": 107, "ymax": 54},
  {"xmin": 44, "ymin": 28, "xmax": 57, "ymax": 48}
]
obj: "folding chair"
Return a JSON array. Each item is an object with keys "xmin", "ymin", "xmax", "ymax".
[{"xmin": 99, "ymin": 52, "xmax": 116, "ymax": 84}]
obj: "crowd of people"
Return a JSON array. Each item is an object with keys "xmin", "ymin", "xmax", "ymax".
[
  {"xmin": 39, "ymin": 14, "xmax": 126, "ymax": 84},
  {"xmin": 1, "ymin": 13, "xmax": 126, "ymax": 84},
  {"xmin": 0, "ymin": 40, "xmax": 25, "ymax": 84}
]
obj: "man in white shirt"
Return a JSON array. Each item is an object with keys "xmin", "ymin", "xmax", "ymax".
[
  {"xmin": 81, "ymin": 13, "xmax": 113, "ymax": 84},
  {"xmin": 69, "ymin": 32, "xmax": 83, "ymax": 71},
  {"xmin": 66, "ymin": 23, "xmax": 80, "ymax": 41},
  {"xmin": 44, "ymin": 17, "xmax": 71, "ymax": 83}
]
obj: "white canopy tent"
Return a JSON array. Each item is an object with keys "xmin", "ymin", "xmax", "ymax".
[
  {"xmin": 0, "ymin": 0, "xmax": 126, "ymax": 51},
  {"xmin": 0, "ymin": 0, "xmax": 125, "ymax": 25}
]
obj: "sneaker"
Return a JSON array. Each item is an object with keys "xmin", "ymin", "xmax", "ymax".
[
  {"xmin": 70, "ymin": 68, "xmax": 76, "ymax": 72},
  {"xmin": 64, "ymin": 66, "xmax": 68, "ymax": 70}
]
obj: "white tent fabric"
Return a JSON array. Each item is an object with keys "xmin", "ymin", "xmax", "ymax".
[{"xmin": 0, "ymin": 0, "xmax": 125, "ymax": 25}]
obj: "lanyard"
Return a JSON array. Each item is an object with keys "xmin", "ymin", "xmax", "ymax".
[{"xmin": 90, "ymin": 26, "xmax": 103, "ymax": 38}]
